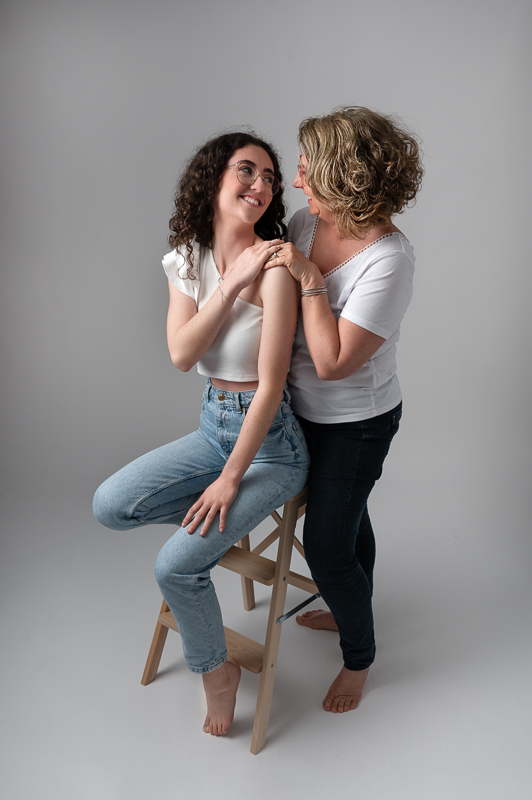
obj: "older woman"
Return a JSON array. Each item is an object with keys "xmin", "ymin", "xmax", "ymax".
[{"xmin": 269, "ymin": 107, "xmax": 423, "ymax": 713}]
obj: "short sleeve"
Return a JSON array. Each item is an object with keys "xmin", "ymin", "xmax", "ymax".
[
  {"xmin": 162, "ymin": 247, "xmax": 198, "ymax": 302},
  {"xmin": 339, "ymin": 251, "xmax": 414, "ymax": 340}
]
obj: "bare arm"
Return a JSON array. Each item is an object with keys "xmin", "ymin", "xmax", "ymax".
[
  {"xmin": 183, "ymin": 266, "xmax": 299, "ymax": 535},
  {"xmin": 268, "ymin": 243, "xmax": 384, "ymax": 381},
  {"xmin": 167, "ymin": 239, "xmax": 283, "ymax": 371}
]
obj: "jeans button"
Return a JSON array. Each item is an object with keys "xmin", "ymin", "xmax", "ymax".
[{"xmin": 218, "ymin": 393, "xmax": 226, "ymax": 401}]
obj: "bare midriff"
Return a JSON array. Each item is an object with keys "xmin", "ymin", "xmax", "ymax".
[{"xmin": 210, "ymin": 378, "xmax": 259, "ymax": 392}]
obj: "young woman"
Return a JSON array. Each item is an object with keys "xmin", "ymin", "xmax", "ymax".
[
  {"xmin": 269, "ymin": 107, "xmax": 423, "ymax": 714},
  {"xmin": 93, "ymin": 132, "xmax": 309, "ymax": 737}
]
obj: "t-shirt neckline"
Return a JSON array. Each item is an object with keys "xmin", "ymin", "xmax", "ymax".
[{"xmin": 307, "ymin": 216, "xmax": 408, "ymax": 279}]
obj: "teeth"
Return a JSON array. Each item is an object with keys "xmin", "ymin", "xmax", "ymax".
[{"xmin": 242, "ymin": 196, "xmax": 260, "ymax": 207}]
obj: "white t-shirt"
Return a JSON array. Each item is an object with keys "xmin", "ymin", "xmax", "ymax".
[
  {"xmin": 287, "ymin": 208, "xmax": 415, "ymax": 423},
  {"xmin": 162, "ymin": 243, "xmax": 263, "ymax": 381}
]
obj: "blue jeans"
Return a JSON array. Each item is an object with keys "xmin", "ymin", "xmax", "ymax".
[
  {"xmin": 298, "ymin": 403, "xmax": 402, "ymax": 671},
  {"xmin": 93, "ymin": 381, "xmax": 309, "ymax": 673}
]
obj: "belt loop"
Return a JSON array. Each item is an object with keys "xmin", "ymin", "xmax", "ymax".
[{"xmin": 235, "ymin": 392, "xmax": 241, "ymax": 413}]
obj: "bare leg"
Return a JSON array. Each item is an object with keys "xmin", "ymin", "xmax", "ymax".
[
  {"xmin": 296, "ymin": 609, "xmax": 339, "ymax": 631},
  {"xmin": 322, "ymin": 665, "xmax": 369, "ymax": 713},
  {"xmin": 202, "ymin": 660, "xmax": 241, "ymax": 736}
]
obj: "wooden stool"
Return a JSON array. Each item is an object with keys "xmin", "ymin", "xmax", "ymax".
[{"xmin": 141, "ymin": 486, "xmax": 318, "ymax": 754}]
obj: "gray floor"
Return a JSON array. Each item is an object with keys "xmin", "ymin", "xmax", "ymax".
[{"xmin": 2, "ymin": 468, "xmax": 531, "ymax": 800}]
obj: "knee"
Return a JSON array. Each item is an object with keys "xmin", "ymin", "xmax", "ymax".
[
  {"xmin": 154, "ymin": 546, "xmax": 189, "ymax": 594},
  {"xmin": 154, "ymin": 539, "xmax": 211, "ymax": 594},
  {"xmin": 92, "ymin": 481, "xmax": 135, "ymax": 531},
  {"xmin": 303, "ymin": 528, "xmax": 345, "ymax": 579},
  {"xmin": 154, "ymin": 549, "xmax": 172, "ymax": 593}
]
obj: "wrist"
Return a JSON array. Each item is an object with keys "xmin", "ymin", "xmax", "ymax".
[
  {"xmin": 217, "ymin": 274, "xmax": 241, "ymax": 304},
  {"xmin": 300, "ymin": 264, "xmax": 324, "ymax": 292},
  {"xmin": 220, "ymin": 464, "xmax": 244, "ymax": 485}
]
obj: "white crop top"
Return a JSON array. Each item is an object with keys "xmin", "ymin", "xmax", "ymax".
[{"xmin": 162, "ymin": 243, "xmax": 263, "ymax": 381}]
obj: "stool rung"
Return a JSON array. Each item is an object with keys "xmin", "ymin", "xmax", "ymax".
[
  {"xmin": 287, "ymin": 571, "xmax": 318, "ymax": 593},
  {"xmin": 158, "ymin": 610, "xmax": 178, "ymax": 631},
  {"xmin": 225, "ymin": 627, "xmax": 264, "ymax": 674},
  {"xmin": 218, "ymin": 546, "xmax": 276, "ymax": 585},
  {"xmin": 158, "ymin": 611, "xmax": 264, "ymax": 674}
]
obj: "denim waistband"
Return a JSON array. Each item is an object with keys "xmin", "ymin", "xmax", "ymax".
[{"xmin": 205, "ymin": 380, "xmax": 291, "ymax": 411}]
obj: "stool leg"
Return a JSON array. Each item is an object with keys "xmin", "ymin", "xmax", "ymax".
[
  {"xmin": 141, "ymin": 599, "xmax": 170, "ymax": 686},
  {"xmin": 250, "ymin": 497, "xmax": 299, "ymax": 754},
  {"xmin": 237, "ymin": 534, "xmax": 256, "ymax": 611}
]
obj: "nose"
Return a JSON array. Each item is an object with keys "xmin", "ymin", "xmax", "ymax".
[
  {"xmin": 250, "ymin": 174, "xmax": 267, "ymax": 191},
  {"xmin": 293, "ymin": 171, "xmax": 303, "ymax": 189}
]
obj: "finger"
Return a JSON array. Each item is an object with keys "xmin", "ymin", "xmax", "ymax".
[
  {"xmin": 219, "ymin": 505, "xmax": 227, "ymax": 532},
  {"xmin": 185, "ymin": 503, "xmax": 206, "ymax": 533},
  {"xmin": 261, "ymin": 239, "xmax": 283, "ymax": 251},
  {"xmin": 183, "ymin": 505, "xmax": 198, "ymax": 528},
  {"xmin": 199, "ymin": 509, "xmax": 218, "ymax": 537},
  {"xmin": 263, "ymin": 258, "xmax": 286, "ymax": 271},
  {"xmin": 183, "ymin": 502, "xmax": 199, "ymax": 526}
]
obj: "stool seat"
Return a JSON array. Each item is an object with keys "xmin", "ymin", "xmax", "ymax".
[{"xmin": 141, "ymin": 486, "xmax": 316, "ymax": 754}]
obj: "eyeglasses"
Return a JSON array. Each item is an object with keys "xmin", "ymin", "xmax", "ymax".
[
  {"xmin": 297, "ymin": 163, "xmax": 308, "ymax": 179},
  {"xmin": 226, "ymin": 162, "xmax": 280, "ymax": 196}
]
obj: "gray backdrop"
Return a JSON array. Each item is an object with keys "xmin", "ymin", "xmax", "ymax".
[
  {"xmin": 1, "ymin": 1, "xmax": 532, "ymax": 795},
  {"xmin": 2, "ymin": 0, "xmax": 531, "ymax": 524}
]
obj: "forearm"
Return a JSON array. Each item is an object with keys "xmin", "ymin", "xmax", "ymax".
[
  {"xmin": 167, "ymin": 273, "xmax": 242, "ymax": 371},
  {"xmin": 220, "ymin": 383, "xmax": 285, "ymax": 484},
  {"xmin": 299, "ymin": 293, "xmax": 345, "ymax": 380}
]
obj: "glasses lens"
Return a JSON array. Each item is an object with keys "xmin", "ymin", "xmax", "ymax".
[
  {"xmin": 235, "ymin": 164, "xmax": 279, "ymax": 195},
  {"xmin": 269, "ymin": 176, "xmax": 280, "ymax": 195},
  {"xmin": 236, "ymin": 165, "xmax": 256, "ymax": 185}
]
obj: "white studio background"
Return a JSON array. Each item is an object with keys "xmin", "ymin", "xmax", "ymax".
[{"xmin": 1, "ymin": 1, "xmax": 531, "ymax": 799}]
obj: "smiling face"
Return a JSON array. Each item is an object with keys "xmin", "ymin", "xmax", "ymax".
[
  {"xmin": 292, "ymin": 152, "xmax": 334, "ymax": 224},
  {"xmin": 214, "ymin": 144, "xmax": 275, "ymax": 228}
]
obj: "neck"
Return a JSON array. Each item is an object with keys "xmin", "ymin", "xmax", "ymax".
[
  {"xmin": 320, "ymin": 215, "xmax": 397, "ymax": 243},
  {"xmin": 212, "ymin": 217, "xmax": 256, "ymax": 276}
]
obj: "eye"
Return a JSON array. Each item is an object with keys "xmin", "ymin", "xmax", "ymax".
[
  {"xmin": 238, "ymin": 164, "xmax": 254, "ymax": 176},
  {"xmin": 263, "ymin": 175, "xmax": 275, "ymax": 186}
]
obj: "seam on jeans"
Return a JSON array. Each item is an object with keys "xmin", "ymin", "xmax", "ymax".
[{"xmin": 127, "ymin": 468, "xmax": 223, "ymax": 521}]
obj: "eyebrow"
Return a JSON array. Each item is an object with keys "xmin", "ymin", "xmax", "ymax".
[{"xmin": 239, "ymin": 159, "xmax": 275, "ymax": 175}]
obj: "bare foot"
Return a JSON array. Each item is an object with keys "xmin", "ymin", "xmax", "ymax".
[
  {"xmin": 323, "ymin": 665, "xmax": 369, "ymax": 713},
  {"xmin": 202, "ymin": 660, "xmax": 241, "ymax": 736},
  {"xmin": 296, "ymin": 609, "xmax": 339, "ymax": 631}
]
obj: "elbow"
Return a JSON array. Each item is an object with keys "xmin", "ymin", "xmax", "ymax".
[
  {"xmin": 316, "ymin": 363, "xmax": 354, "ymax": 382},
  {"xmin": 169, "ymin": 351, "xmax": 195, "ymax": 372}
]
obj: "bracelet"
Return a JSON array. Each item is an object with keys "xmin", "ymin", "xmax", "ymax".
[{"xmin": 301, "ymin": 285, "xmax": 328, "ymax": 297}]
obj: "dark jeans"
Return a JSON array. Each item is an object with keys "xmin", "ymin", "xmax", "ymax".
[{"xmin": 298, "ymin": 402, "xmax": 402, "ymax": 671}]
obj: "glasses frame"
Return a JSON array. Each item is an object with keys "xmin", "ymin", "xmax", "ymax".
[
  {"xmin": 297, "ymin": 163, "xmax": 308, "ymax": 180},
  {"xmin": 226, "ymin": 161, "xmax": 280, "ymax": 196}
]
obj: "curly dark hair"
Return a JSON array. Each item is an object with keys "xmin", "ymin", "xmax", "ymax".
[
  {"xmin": 168, "ymin": 131, "xmax": 288, "ymax": 277},
  {"xmin": 299, "ymin": 106, "xmax": 423, "ymax": 236}
]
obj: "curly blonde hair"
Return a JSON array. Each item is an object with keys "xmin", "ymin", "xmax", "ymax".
[{"xmin": 298, "ymin": 106, "xmax": 423, "ymax": 236}]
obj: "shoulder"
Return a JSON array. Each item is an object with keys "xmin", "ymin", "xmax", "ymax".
[
  {"xmin": 260, "ymin": 264, "xmax": 298, "ymax": 303},
  {"xmin": 162, "ymin": 241, "xmax": 203, "ymax": 299},
  {"xmin": 162, "ymin": 241, "xmax": 203, "ymax": 276},
  {"xmin": 368, "ymin": 233, "xmax": 415, "ymax": 266}
]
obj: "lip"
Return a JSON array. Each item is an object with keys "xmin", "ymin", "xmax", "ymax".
[{"xmin": 240, "ymin": 193, "xmax": 263, "ymax": 208}]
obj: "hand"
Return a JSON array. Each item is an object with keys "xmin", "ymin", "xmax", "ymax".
[
  {"xmin": 264, "ymin": 242, "xmax": 321, "ymax": 288},
  {"xmin": 182, "ymin": 475, "xmax": 240, "ymax": 536},
  {"xmin": 230, "ymin": 239, "xmax": 285, "ymax": 291}
]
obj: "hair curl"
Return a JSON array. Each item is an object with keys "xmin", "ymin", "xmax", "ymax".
[
  {"xmin": 168, "ymin": 131, "xmax": 288, "ymax": 278},
  {"xmin": 298, "ymin": 106, "xmax": 423, "ymax": 237}
]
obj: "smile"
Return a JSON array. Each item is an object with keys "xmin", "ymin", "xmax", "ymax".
[{"xmin": 241, "ymin": 195, "xmax": 262, "ymax": 207}]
